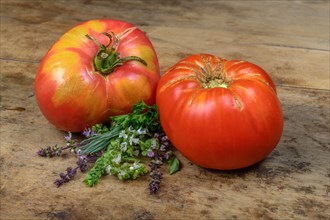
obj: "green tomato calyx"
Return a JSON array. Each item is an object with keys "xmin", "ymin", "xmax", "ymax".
[
  {"xmin": 86, "ymin": 32, "xmax": 147, "ymax": 76},
  {"xmin": 202, "ymin": 77, "xmax": 231, "ymax": 89}
]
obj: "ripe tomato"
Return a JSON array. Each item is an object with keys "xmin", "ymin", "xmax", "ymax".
[
  {"xmin": 35, "ymin": 19, "xmax": 160, "ymax": 132},
  {"xmin": 156, "ymin": 54, "xmax": 283, "ymax": 170}
]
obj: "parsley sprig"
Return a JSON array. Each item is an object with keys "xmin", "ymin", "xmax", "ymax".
[{"xmin": 111, "ymin": 100, "xmax": 162, "ymax": 132}]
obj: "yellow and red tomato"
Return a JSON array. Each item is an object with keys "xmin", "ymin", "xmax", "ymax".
[
  {"xmin": 35, "ymin": 19, "xmax": 160, "ymax": 132},
  {"xmin": 156, "ymin": 54, "xmax": 283, "ymax": 170}
]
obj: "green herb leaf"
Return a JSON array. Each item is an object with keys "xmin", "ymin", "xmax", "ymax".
[
  {"xmin": 168, "ymin": 157, "xmax": 180, "ymax": 175},
  {"xmin": 91, "ymin": 124, "xmax": 110, "ymax": 134},
  {"xmin": 84, "ymin": 138, "xmax": 148, "ymax": 186},
  {"xmin": 111, "ymin": 101, "xmax": 162, "ymax": 133}
]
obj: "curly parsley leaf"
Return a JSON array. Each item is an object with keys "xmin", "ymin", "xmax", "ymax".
[{"xmin": 111, "ymin": 101, "xmax": 162, "ymax": 132}]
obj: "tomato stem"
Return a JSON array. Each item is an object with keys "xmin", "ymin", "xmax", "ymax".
[
  {"xmin": 202, "ymin": 78, "xmax": 231, "ymax": 89},
  {"xmin": 86, "ymin": 33, "xmax": 147, "ymax": 76}
]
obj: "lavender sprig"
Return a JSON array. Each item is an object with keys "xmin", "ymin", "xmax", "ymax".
[
  {"xmin": 64, "ymin": 132, "xmax": 79, "ymax": 153},
  {"xmin": 149, "ymin": 159, "xmax": 163, "ymax": 194},
  {"xmin": 82, "ymin": 128, "xmax": 97, "ymax": 138},
  {"xmin": 147, "ymin": 133, "xmax": 179, "ymax": 193},
  {"xmin": 39, "ymin": 102, "xmax": 181, "ymax": 193},
  {"xmin": 37, "ymin": 144, "xmax": 62, "ymax": 157},
  {"xmin": 77, "ymin": 156, "xmax": 89, "ymax": 172},
  {"xmin": 54, "ymin": 156, "xmax": 89, "ymax": 187},
  {"xmin": 37, "ymin": 132, "xmax": 78, "ymax": 157},
  {"xmin": 38, "ymin": 130, "xmax": 103, "ymax": 187},
  {"xmin": 54, "ymin": 167, "xmax": 78, "ymax": 187}
]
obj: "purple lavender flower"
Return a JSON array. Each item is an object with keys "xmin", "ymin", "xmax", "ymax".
[
  {"xmin": 85, "ymin": 151, "xmax": 103, "ymax": 163},
  {"xmin": 64, "ymin": 132, "xmax": 72, "ymax": 142},
  {"xmin": 147, "ymin": 150, "xmax": 155, "ymax": 158},
  {"xmin": 164, "ymin": 152, "xmax": 170, "ymax": 160},
  {"xmin": 159, "ymin": 144, "xmax": 166, "ymax": 152},
  {"xmin": 64, "ymin": 132, "xmax": 79, "ymax": 153},
  {"xmin": 151, "ymin": 141, "xmax": 157, "ymax": 150},
  {"xmin": 161, "ymin": 135, "xmax": 169, "ymax": 143},
  {"xmin": 82, "ymin": 128, "xmax": 91, "ymax": 138},
  {"xmin": 37, "ymin": 145, "xmax": 62, "ymax": 157},
  {"xmin": 54, "ymin": 167, "xmax": 78, "ymax": 187},
  {"xmin": 53, "ymin": 155, "xmax": 92, "ymax": 187},
  {"xmin": 54, "ymin": 179, "xmax": 64, "ymax": 187},
  {"xmin": 37, "ymin": 148, "xmax": 47, "ymax": 157},
  {"xmin": 149, "ymin": 179, "xmax": 161, "ymax": 194},
  {"xmin": 77, "ymin": 156, "xmax": 88, "ymax": 172},
  {"xmin": 82, "ymin": 128, "xmax": 97, "ymax": 138},
  {"xmin": 149, "ymin": 159, "xmax": 163, "ymax": 194},
  {"xmin": 66, "ymin": 167, "xmax": 77, "ymax": 178}
]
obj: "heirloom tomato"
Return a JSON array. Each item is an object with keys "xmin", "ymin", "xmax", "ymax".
[
  {"xmin": 156, "ymin": 54, "xmax": 283, "ymax": 170},
  {"xmin": 35, "ymin": 19, "xmax": 160, "ymax": 132}
]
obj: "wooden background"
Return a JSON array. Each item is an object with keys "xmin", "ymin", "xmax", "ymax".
[{"xmin": 1, "ymin": 0, "xmax": 329, "ymax": 219}]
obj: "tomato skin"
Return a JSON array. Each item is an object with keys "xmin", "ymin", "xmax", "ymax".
[
  {"xmin": 156, "ymin": 54, "xmax": 283, "ymax": 170},
  {"xmin": 35, "ymin": 19, "xmax": 160, "ymax": 132}
]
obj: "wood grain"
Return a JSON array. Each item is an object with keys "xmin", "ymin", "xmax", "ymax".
[{"xmin": 1, "ymin": 0, "xmax": 329, "ymax": 219}]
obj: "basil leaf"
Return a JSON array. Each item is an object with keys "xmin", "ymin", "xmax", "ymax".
[{"xmin": 168, "ymin": 157, "xmax": 180, "ymax": 175}]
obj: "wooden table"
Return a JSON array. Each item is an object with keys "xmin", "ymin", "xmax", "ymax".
[{"xmin": 1, "ymin": 1, "xmax": 329, "ymax": 219}]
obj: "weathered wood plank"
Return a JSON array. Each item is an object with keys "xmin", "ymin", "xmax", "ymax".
[
  {"xmin": 1, "ymin": 0, "xmax": 329, "ymax": 89},
  {"xmin": 1, "ymin": 0, "xmax": 329, "ymax": 219},
  {"xmin": 1, "ymin": 0, "xmax": 328, "ymax": 50},
  {"xmin": 147, "ymin": 26, "xmax": 330, "ymax": 90},
  {"xmin": 1, "ymin": 60, "xmax": 329, "ymax": 219}
]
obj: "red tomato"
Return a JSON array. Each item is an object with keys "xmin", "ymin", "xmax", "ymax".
[
  {"xmin": 156, "ymin": 54, "xmax": 283, "ymax": 170},
  {"xmin": 35, "ymin": 19, "xmax": 160, "ymax": 132}
]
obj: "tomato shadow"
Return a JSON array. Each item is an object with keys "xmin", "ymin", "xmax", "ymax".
[{"xmin": 203, "ymin": 159, "xmax": 269, "ymax": 178}]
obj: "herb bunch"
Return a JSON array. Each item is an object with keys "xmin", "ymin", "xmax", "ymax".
[
  {"xmin": 37, "ymin": 101, "xmax": 180, "ymax": 193},
  {"xmin": 81, "ymin": 101, "xmax": 180, "ymax": 192}
]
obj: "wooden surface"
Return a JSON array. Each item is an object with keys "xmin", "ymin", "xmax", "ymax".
[{"xmin": 1, "ymin": 0, "xmax": 329, "ymax": 219}]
